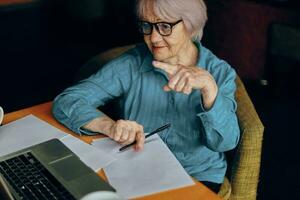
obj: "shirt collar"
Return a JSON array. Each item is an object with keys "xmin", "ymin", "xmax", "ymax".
[
  {"xmin": 139, "ymin": 49, "xmax": 154, "ymax": 73},
  {"xmin": 139, "ymin": 51, "xmax": 169, "ymax": 79},
  {"xmin": 194, "ymin": 40, "xmax": 203, "ymax": 68}
]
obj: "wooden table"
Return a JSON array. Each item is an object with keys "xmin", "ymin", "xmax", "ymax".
[{"xmin": 3, "ymin": 102, "xmax": 221, "ymax": 200}]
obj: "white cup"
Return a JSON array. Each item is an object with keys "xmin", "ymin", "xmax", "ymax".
[
  {"xmin": 80, "ymin": 191, "xmax": 124, "ymax": 200},
  {"xmin": 0, "ymin": 106, "xmax": 3, "ymax": 125}
]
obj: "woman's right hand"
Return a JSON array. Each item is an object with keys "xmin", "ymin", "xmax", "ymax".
[{"xmin": 108, "ymin": 120, "xmax": 145, "ymax": 151}]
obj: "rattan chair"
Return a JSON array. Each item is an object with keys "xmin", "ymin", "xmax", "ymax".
[
  {"xmin": 218, "ymin": 75, "xmax": 264, "ymax": 200},
  {"xmin": 75, "ymin": 45, "xmax": 264, "ymax": 200}
]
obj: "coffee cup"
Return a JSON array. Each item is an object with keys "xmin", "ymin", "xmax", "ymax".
[{"xmin": 0, "ymin": 106, "xmax": 3, "ymax": 125}]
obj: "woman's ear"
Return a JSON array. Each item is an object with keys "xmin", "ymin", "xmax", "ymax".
[{"xmin": 181, "ymin": 20, "xmax": 195, "ymax": 40}]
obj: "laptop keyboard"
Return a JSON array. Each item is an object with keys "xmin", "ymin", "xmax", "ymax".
[{"xmin": 0, "ymin": 152, "xmax": 76, "ymax": 200}]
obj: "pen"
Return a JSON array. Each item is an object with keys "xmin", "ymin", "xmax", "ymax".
[{"xmin": 119, "ymin": 123, "xmax": 171, "ymax": 152}]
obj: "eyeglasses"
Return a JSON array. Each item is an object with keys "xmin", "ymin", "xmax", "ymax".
[{"xmin": 138, "ymin": 20, "xmax": 182, "ymax": 36}]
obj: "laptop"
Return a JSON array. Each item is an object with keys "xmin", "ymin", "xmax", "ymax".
[{"xmin": 0, "ymin": 138, "xmax": 115, "ymax": 200}]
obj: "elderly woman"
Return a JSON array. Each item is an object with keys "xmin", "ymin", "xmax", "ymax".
[{"xmin": 52, "ymin": 0, "xmax": 239, "ymax": 193}]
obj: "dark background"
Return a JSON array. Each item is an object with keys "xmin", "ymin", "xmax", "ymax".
[{"xmin": 1, "ymin": 0, "xmax": 300, "ymax": 199}]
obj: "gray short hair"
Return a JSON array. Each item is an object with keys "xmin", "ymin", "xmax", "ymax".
[{"xmin": 137, "ymin": 0, "xmax": 207, "ymax": 41}]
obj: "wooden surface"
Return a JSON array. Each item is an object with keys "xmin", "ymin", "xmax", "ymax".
[{"xmin": 3, "ymin": 102, "xmax": 221, "ymax": 200}]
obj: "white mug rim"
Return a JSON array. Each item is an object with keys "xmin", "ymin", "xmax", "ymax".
[{"xmin": 0, "ymin": 106, "xmax": 3, "ymax": 125}]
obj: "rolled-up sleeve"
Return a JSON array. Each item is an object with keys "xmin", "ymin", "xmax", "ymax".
[
  {"xmin": 197, "ymin": 62, "xmax": 240, "ymax": 152},
  {"xmin": 52, "ymin": 57, "xmax": 133, "ymax": 135}
]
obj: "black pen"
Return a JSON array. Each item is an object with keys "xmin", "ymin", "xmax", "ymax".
[{"xmin": 119, "ymin": 123, "xmax": 171, "ymax": 152}]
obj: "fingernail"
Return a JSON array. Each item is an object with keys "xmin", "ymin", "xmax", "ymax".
[
  {"xmin": 163, "ymin": 85, "xmax": 171, "ymax": 91},
  {"xmin": 136, "ymin": 145, "xmax": 143, "ymax": 152},
  {"xmin": 135, "ymin": 147, "xmax": 141, "ymax": 152}
]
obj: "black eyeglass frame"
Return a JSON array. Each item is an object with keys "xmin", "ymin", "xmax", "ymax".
[{"xmin": 138, "ymin": 20, "xmax": 183, "ymax": 36}]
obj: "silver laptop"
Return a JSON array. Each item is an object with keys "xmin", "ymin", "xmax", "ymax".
[{"xmin": 0, "ymin": 138, "xmax": 115, "ymax": 200}]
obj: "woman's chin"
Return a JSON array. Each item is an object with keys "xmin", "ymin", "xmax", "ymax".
[{"xmin": 153, "ymin": 53, "xmax": 169, "ymax": 61}]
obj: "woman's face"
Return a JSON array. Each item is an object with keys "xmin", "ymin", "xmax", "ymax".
[{"xmin": 141, "ymin": 12, "xmax": 191, "ymax": 62}]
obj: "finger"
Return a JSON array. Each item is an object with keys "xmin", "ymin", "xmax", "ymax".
[
  {"xmin": 168, "ymin": 69, "xmax": 184, "ymax": 90},
  {"xmin": 119, "ymin": 127, "xmax": 129, "ymax": 142},
  {"xmin": 126, "ymin": 129, "xmax": 136, "ymax": 145},
  {"xmin": 134, "ymin": 131, "xmax": 145, "ymax": 151},
  {"xmin": 175, "ymin": 75, "xmax": 188, "ymax": 92},
  {"xmin": 187, "ymin": 87, "xmax": 193, "ymax": 94},
  {"xmin": 113, "ymin": 124, "xmax": 123, "ymax": 141},
  {"xmin": 183, "ymin": 86, "xmax": 192, "ymax": 95},
  {"xmin": 183, "ymin": 85, "xmax": 192, "ymax": 95},
  {"xmin": 171, "ymin": 70, "xmax": 189, "ymax": 92},
  {"xmin": 163, "ymin": 85, "xmax": 172, "ymax": 91},
  {"xmin": 152, "ymin": 61, "xmax": 178, "ymax": 75}
]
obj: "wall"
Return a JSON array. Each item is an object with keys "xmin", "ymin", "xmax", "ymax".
[
  {"xmin": 0, "ymin": 0, "xmax": 141, "ymax": 112},
  {"xmin": 204, "ymin": 0, "xmax": 300, "ymax": 79},
  {"xmin": 1, "ymin": 0, "xmax": 300, "ymax": 112}
]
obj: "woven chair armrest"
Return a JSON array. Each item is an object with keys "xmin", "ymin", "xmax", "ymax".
[{"xmin": 229, "ymin": 76, "xmax": 264, "ymax": 200}]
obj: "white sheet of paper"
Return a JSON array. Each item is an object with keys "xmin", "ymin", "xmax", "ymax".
[
  {"xmin": 59, "ymin": 135, "xmax": 116, "ymax": 172},
  {"xmin": 0, "ymin": 115, "xmax": 66, "ymax": 157},
  {"xmin": 91, "ymin": 137, "xmax": 123, "ymax": 156},
  {"xmin": 0, "ymin": 114, "xmax": 115, "ymax": 172},
  {"xmin": 92, "ymin": 135, "xmax": 195, "ymax": 199}
]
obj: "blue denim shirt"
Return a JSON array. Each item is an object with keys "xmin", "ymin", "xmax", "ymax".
[{"xmin": 52, "ymin": 42, "xmax": 240, "ymax": 183}]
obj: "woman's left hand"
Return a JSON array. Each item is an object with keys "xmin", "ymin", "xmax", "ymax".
[{"xmin": 152, "ymin": 60, "xmax": 218, "ymax": 110}]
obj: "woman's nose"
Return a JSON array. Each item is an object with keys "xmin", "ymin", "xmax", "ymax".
[{"xmin": 150, "ymin": 27, "xmax": 162, "ymax": 43}]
